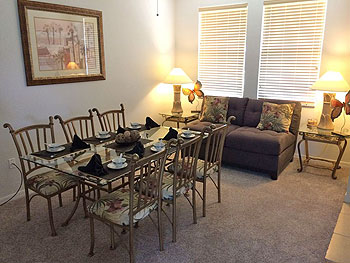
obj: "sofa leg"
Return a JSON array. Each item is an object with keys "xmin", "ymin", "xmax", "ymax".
[{"xmin": 270, "ymin": 174, "xmax": 278, "ymax": 180}]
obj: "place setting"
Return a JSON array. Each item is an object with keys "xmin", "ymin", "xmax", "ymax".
[
  {"xmin": 83, "ymin": 130, "xmax": 117, "ymax": 145},
  {"xmin": 180, "ymin": 128, "xmax": 196, "ymax": 139},
  {"xmin": 31, "ymin": 135, "xmax": 90, "ymax": 160},
  {"xmin": 107, "ymin": 153, "xmax": 128, "ymax": 170},
  {"xmin": 151, "ymin": 140, "xmax": 165, "ymax": 152}
]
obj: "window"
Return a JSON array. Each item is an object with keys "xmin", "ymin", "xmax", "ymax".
[
  {"xmin": 257, "ymin": 0, "xmax": 327, "ymax": 104},
  {"xmin": 198, "ymin": 4, "xmax": 248, "ymax": 97}
]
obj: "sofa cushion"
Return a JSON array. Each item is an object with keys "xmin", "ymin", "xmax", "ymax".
[
  {"xmin": 257, "ymin": 102, "xmax": 295, "ymax": 132},
  {"xmin": 185, "ymin": 120, "xmax": 239, "ymax": 134},
  {"xmin": 243, "ymin": 99, "xmax": 264, "ymax": 127},
  {"xmin": 200, "ymin": 96, "xmax": 229, "ymax": 123},
  {"xmin": 227, "ymin": 97, "xmax": 249, "ymax": 126},
  {"xmin": 262, "ymin": 99, "xmax": 302, "ymax": 135},
  {"xmin": 225, "ymin": 126, "xmax": 295, "ymax": 155}
]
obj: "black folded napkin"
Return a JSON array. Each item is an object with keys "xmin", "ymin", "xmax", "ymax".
[
  {"xmin": 117, "ymin": 126, "xmax": 125, "ymax": 134},
  {"xmin": 78, "ymin": 154, "xmax": 108, "ymax": 177},
  {"xmin": 162, "ymin": 127, "xmax": 178, "ymax": 141},
  {"xmin": 145, "ymin": 117, "xmax": 160, "ymax": 130},
  {"xmin": 70, "ymin": 134, "xmax": 90, "ymax": 152},
  {"xmin": 126, "ymin": 141, "xmax": 145, "ymax": 158}
]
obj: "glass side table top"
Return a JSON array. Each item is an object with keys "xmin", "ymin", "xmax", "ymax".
[{"xmin": 299, "ymin": 125, "xmax": 350, "ymax": 138}]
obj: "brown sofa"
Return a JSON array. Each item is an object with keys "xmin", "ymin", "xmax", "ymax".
[{"xmin": 186, "ymin": 97, "xmax": 302, "ymax": 180}]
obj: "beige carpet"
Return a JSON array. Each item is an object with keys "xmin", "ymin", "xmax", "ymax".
[{"xmin": 0, "ymin": 160, "xmax": 348, "ymax": 263}]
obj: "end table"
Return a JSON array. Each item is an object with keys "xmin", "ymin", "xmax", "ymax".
[
  {"xmin": 297, "ymin": 126, "xmax": 348, "ymax": 179},
  {"xmin": 159, "ymin": 112, "xmax": 199, "ymax": 128}
]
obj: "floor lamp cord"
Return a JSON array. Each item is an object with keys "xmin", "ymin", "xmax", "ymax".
[{"xmin": 0, "ymin": 163, "xmax": 23, "ymax": 206}]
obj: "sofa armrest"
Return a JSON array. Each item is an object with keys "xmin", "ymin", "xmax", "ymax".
[{"xmin": 227, "ymin": 115, "xmax": 236, "ymax": 124}]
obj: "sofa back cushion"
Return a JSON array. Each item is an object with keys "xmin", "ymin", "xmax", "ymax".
[
  {"xmin": 243, "ymin": 98, "xmax": 301, "ymax": 135},
  {"xmin": 227, "ymin": 97, "xmax": 249, "ymax": 126},
  {"xmin": 242, "ymin": 99, "xmax": 264, "ymax": 127}
]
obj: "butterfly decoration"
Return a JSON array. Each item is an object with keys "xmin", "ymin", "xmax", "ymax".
[
  {"xmin": 182, "ymin": 80, "xmax": 204, "ymax": 104},
  {"xmin": 330, "ymin": 91, "xmax": 350, "ymax": 121}
]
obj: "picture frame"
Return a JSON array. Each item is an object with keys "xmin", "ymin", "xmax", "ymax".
[{"xmin": 17, "ymin": 0, "xmax": 106, "ymax": 86}]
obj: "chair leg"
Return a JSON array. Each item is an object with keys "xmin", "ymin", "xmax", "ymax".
[
  {"xmin": 25, "ymin": 187, "xmax": 31, "ymax": 221},
  {"xmin": 217, "ymin": 167, "xmax": 221, "ymax": 203},
  {"xmin": 129, "ymin": 224, "xmax": 135, "ymax": 263},
  {"xmin": 81, "ymin": 183, "xmax": 88, "ymax": 218},
  {"xmin": 157, "ymin": 206, "xmax": 164, "ymax": 251},
  {"xmin": 47, "ymin": 198, "xmax": 57, "ymax": 236},
  {"xmin": 192, "ymin": 183, "xmax": 197, "ymax": 224},
  {"xmin": 88, "ymin": 217, "xmax": 95, "ymax": 257},
  {"xmin": 203, "ymin": 177, "xmax": 207, "ymax": 217},
  {"xmin": 58, "ymin": 193, "xmax": 63, "ymax": 207},
  {"xmin": 172, "ymin": 197, "xmax": 177, "ymax": 243},
  {"xmin": 72, "ymin": 186, "xmax": 76, "ymax": 202},
  {"xmin": 110, "ymin": 224, "xmax": 116, "ymax": 250}
]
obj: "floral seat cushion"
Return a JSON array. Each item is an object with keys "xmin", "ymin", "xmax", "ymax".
[
  {"xmin": 162, "ymin": 172, "xmax": 192, "ymax": 201},
  {"xmin": 27, "ymin": 172, "xmax": 77, "ymax": 196},
  {"xmin": 166, "ymin": 159, "xmax": 218, "ymax": 180},
  {"xmin": 196, "ymin": 159, "xmax": 218, "ymax": 180},
  {"xmin": 88, "ymin": 189, "xmax": 157, "ymax": 226}
]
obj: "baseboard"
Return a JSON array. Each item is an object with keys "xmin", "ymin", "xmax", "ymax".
[
  {"xmin": 294, "ymin": 153, "xmax": 350, "ymax": 168},
  {"xmin": 0, "ymin": 189, "xmax": 25, "ymax": 205}
]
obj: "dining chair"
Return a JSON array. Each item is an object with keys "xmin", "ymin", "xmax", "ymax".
[
  {"xmin": 3, "ymin": 117, "xmax": 78, "ymax": 236},
  {"xmin": 162, "ymin": 132, "xmax": 205, "ymax": 243},
  {"xmin": 195, "ymin": 123, "xmax": 229, "ymax": 217},
  {"xmin": 88, "ymin": 143, "xmax": 171, "ymax": 263},
  {"xmin": 92, "ymin": 104, "xmax": 126, "ymax": 132},
  {"xmin": 54, "ymin": 110, "xmax": 95, "ymax": 203},
  {"xmin": 54, "ymin": 109, "xmax": 95, "ymax": 142}
]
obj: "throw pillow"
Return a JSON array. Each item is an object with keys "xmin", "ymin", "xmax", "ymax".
[
  {"xmin": 257, "ymin": 102, "xmax": 295, "ymax": 132},
  {"xmin": 200, "ymin": 96, "xmax": 229, "ymax": 123}
]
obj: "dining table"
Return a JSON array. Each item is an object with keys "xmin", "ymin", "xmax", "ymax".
[{"xmin": 20, "ymin": 126, "xmax": 204, "ymax": 226}]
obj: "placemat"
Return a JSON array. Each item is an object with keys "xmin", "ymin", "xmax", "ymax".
[
  {"xmin": 83, "ymin": 132, "xmax": 117, "ymax": 145},
  {"xmin": 104, "ymin": 138, "xmax": 153, "ymax": 152},
  {"xmin": 31, "ymin": 143, "xmax": 89, "ymax": 161}
]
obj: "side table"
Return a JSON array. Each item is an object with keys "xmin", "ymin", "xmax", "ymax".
[
  {"xmin": 159, "ymin": 112, "xmax": 199, "ymax": 128},
  {"xmin": 297, "ymin": 127, "xmax": 348, "ymax": 179}
]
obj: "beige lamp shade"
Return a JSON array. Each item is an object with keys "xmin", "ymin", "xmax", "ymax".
[
  {"xmin": 310, "ymin": 71, "xmax": 349, "ymax": 92},
  {"xmin": 163, "ymin": 68, "xmax": 193, "ymax": 84}
]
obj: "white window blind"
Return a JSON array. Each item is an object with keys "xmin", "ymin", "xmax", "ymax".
[
  {"xmin": 257, "ymin": 0, "xmax": 327, "ymax": 103},
  {"xmin": 198, "ymin": 4, "xmax": 248, "ymax": 97}
]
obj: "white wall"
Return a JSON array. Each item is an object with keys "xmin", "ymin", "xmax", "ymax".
[
  {"xmin": 0, "ymin": 0, "xmax": 175, "ymax": 201},
  {"xmin": 174, "ymin": 0, "xmax": 350, "ymax": 162}
]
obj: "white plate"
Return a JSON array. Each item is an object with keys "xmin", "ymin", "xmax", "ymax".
[
  {"xmin": 129, "ymin": 125, "xmax": 142, "ymax": 130},
  {"xmin": 96, "ymin": 134, "xmax": 111, "ymax": 139},
  {"xmin": 46, "ymin": 146, "xmax": 65, "ymax": 153},
  {"xmin": 107, "ymin": 162, "xmax": 128, "ymax": 170},
  {"xmin": 151, "ymin": 146, "xmax": 165, "ymax": 152},
  {"xmin": 181, "ymin": 133, "xmax": 195, "ymax": 139}
]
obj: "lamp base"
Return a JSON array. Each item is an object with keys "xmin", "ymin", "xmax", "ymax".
[
  {"xmin": 171, "ymin": 85, "xmax": 183, "ymax": 116},
  {"xmin": 317, "ymin": 93, "xmax": 335, "ymax": 131}
]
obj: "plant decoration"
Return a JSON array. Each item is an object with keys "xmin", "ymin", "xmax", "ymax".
[
  {"xmin": 330, "ymin": 91, "xmax": 350, "ymax": 120},
  {"xmin": 182, "ymin": 80, "xmax": 204, "ymax": 103}
]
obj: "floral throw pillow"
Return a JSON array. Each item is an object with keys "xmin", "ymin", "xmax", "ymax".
[
  {"xmin": 257, "ymin": 102, "xmax": 295, "ymax": 132},
  {"xmin": 200, "ymin": 96, "xmax": 229, "ymax": 123}
]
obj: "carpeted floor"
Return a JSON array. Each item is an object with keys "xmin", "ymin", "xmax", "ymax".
[{"xmin": 0, "ymin": 160, "xmax": 348, "ymax": 263}]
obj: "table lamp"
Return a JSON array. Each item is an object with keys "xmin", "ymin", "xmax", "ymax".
[
  {"xmin": 310, "ymin": 71, "xmax": 349, "ymax": 130},
  {"xmin": 163, "ymin": 68, "xmax": 193, "ymax": 115}
]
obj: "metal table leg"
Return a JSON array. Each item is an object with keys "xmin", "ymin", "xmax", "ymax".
[
  {"xmin": 331, "ymin": 139, "xmax": 347, "ymax": 179},
  {"xmin": 297, "ymin": 138, "xmax": 305, "ymax": 172}
]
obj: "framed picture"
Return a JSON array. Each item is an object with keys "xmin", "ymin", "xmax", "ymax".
[{"xmin": 17, "ymin": 0, "xmax": 106, "ymax": 86}]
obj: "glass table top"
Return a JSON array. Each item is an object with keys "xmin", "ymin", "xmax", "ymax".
[
  {"xmin": 21, "ymin": 126, "xmax": 203, "ymax": 186},
  {"xmin": 299, "ymin": 125, "xmax": 350, "ymax": 140}
]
